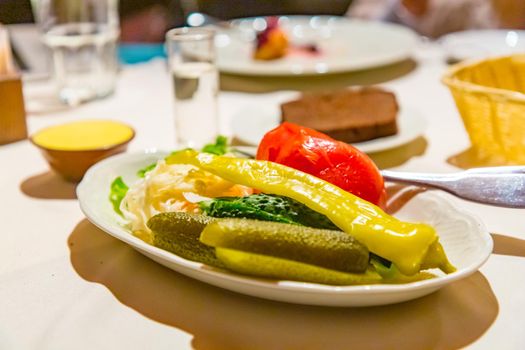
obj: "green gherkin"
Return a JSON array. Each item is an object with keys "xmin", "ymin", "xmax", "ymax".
[
  {"xmin": 147, "ymin": 212, "xmax": 224, "ymax": 268},
  {"xmin": 216, "ymin": 248, "xmax": 381, "ymax": 286},
  {"xmin": 200, "ymin": 218, "xmax": 369, "ymax": 273}
]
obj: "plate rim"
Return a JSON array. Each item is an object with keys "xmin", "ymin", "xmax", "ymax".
[
  {"xmin": 439, "ymin": 29, "xmax": 525, "ymax": 61},
  {"xmin": 216, "ymin": 16, "xmax": 420, "ymax": 76},
  {"xmin": 77, "ymin": 151, "xmax": 493, "ymax": 301},
  {"xmin": 440, "ymin": 28, "xmax": 525, "ymax": 43},
  {"xmin": 231, "ymin": 103, "xmax": 427, "ymax": 154}
]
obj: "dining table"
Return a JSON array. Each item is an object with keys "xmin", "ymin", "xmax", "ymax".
[{"xmin": 1, "ymin": 39, "xmax": 524, "ymax": 350}]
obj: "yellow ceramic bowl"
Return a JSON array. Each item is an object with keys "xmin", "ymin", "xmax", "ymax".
[
  {"xmin": 31, "ymin": 120, "xmax": 135, "ymax": 182},
  {"xmin": 442, "ymin": 54, "xmax": 525, "ymax": 164}
]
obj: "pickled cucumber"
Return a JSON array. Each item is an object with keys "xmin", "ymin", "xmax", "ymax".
[
  {"xmin": 200, "ymin": 218, "xmax": 369, "ymax": 273},
  {"xmin": 215, "ymin": 248, "xmax": 382, "ymax": 285},
  {"xmin": 147, "ymin": 212, "xmax": 224, "ymax": 268}
]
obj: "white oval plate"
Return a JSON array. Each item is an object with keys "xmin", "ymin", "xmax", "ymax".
[
  {"xmin": 216, "ymin": 16, "xmax": 419, "ymax": 76},
  {"xmin": 440, "ymin": 29, "xmax": 525, "ymax": 62},
  {"xmin": 77, "ymin": 151, "xmax": 492, "ymax": 307},
  {"xmin": 231, "ymin": 104, "xmax": 427, "ymax": 153}
]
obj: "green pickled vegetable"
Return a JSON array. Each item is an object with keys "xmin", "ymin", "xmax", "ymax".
[
  {"xmin": 200, "ymin": 218, "xmax": 369, "ymax": 273},
  {"xmin": 371, "ymin": 258, "xmax": 436, "ymax": 284},
  {"xmin": 137, "ymin": 163, "xmax": 156, "ymax": 178},
  {"xmin": 215, "ymin": 248, "xmax": 381, "ymax": 285},
  {"xmin": 147, "ymin": 212, "xmax": 224, "ymax": 268},
  {"xmin": 109, "ymin": 176, "xmax": 129, "ymax": 216},
  {"xmin": 201, "ymin": 135, "xmax": 230, "ymax": 155},
  {"xmin": 199, "ymin": 194, "xmax": 338, "ymax": 230}
]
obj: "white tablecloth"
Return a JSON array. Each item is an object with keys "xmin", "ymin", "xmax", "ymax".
[{"xmin": 1, "ymin": 45, "xmax": 524, "ymax": 350}]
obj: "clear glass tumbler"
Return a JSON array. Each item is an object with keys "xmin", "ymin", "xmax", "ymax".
[
  {"xmin": 37, "ymin": 0, "xmax": 119, "ymax": 105},
  {"xmin": 165, "ymin": 27, "xmax": 219, "ymax": 149}
]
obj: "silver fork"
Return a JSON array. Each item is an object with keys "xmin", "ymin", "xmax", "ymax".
[
  {"xmin": 232, "ymin": 147, "xmax": 525, "ymax": 208},
  {"xmin": 382, "ymin": 167, "xmax": 525, "ymax": 208}
]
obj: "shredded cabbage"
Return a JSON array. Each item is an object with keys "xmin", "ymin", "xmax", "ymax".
[{"xmin": 120, "ymin": 159, "xmax": 252, "ymax": 242}]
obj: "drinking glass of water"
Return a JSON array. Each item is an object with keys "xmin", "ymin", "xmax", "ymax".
[
  {"xmin": 37, "ymin": 0, "xmax": 119, "ymax": 106},
  {"xmin": 165, "ymin": 27, "xmax": 219, "ymax": 149}
]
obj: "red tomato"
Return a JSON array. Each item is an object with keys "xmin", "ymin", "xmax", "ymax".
[{"xmin": 256, "ymin": 122, "xmax": 385, "ymax": 206}]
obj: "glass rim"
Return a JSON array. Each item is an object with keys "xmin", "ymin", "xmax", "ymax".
[{"xmin": 165, "ymin": 27, "xmax": 215, "ymax": 42}]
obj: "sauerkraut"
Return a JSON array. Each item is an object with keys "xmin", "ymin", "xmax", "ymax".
[{"xmin": 120, "ymin": 159, "xmax": 252, "ymax": 242}]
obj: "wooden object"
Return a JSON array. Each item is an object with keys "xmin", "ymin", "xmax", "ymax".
[
  {"xmin": 0, "ymin": 25, "xmax": 27, "ymax": 145},
  {"xmin": 0, "ymin": 74, "xmax": 27, "ymax": 145}
]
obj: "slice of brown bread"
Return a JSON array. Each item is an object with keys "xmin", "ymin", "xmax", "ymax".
[{"xmin": 280, "ymin": 87, "xmax": 399, "ymax": 143}]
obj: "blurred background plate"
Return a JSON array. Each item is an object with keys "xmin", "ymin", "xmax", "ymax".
[
  {"xmin": 440, "ymin": 30, "xmax": 525, "ymax": 62},
  {"xmin": 231, "ymin": 103, "xmax": 427, "ymax": 153},
  {"xmin": 215, "ymin": 16, "xmax": 419, "ymax": 75}
]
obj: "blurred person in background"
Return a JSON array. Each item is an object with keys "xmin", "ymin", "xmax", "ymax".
[
  {"xmin": 0, "ymin": 0, "xmax": 34, "ymax": 23},
  {"xmin": 0, "ymin": 0, "xmax": 184, "ymax": 42},
  {"xmin": 118, "ymin": 0, "xmax": 354, "ymax": 41},
  {"xmin": 3, "ymin": 0, "xmax": 523, "ymax": 42},
  {"xmin": 118, "ymin": 0, "xmax": 525, "ymax": 41},
  {"xmin": 119, "ymin": 0, "xmax": 184, "ymax": 42},
  {"xmin": 348, "ymin": 0, "xmax": 525, "ymax": 38},
  {"xmin": 196, "ymin": 0, "xmax": 352, "ymax": 19}
]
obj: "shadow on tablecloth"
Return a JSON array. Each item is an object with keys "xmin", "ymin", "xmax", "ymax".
[
  {"xmin": 68, "ymin": 218, "xmax": 499, "ymax": 350},
  {"xmin": 368, "ymin": 136, "xmax": 428, "ymax": 170},
  {"xmin": 220, "ymin": 59, "xmax": 417, "ymax": 93},
  {"xmin": 491, "ymin": 233, "xmax": 525, "ymax": 258},
  {"xmin": 20, "ymin": 171, "xmax": 77, "ymax": 200},
  {"xmin": 447, "ymin": 147, "xmax": 525, "ymax": 169},
  {"xmin": 446, "ymin": 148, "xmax": 504, "ymax": 169}
]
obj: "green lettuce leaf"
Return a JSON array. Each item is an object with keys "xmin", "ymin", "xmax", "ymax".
[
  {"xmin": 201, "ymin": 135, "xmax": 229, "ymax": 155},
  {"xmin": 109, "ymin": 176, "xmax": 129, "ymax": 216},
  {"xmin": 137, "ymin": 163, "xmax": 156, "ymax": 178}
]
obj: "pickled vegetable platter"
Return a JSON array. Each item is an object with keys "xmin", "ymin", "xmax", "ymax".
[{"xmin": 77, "ymin": 126, "xmax": 493, "ymax": 306}]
